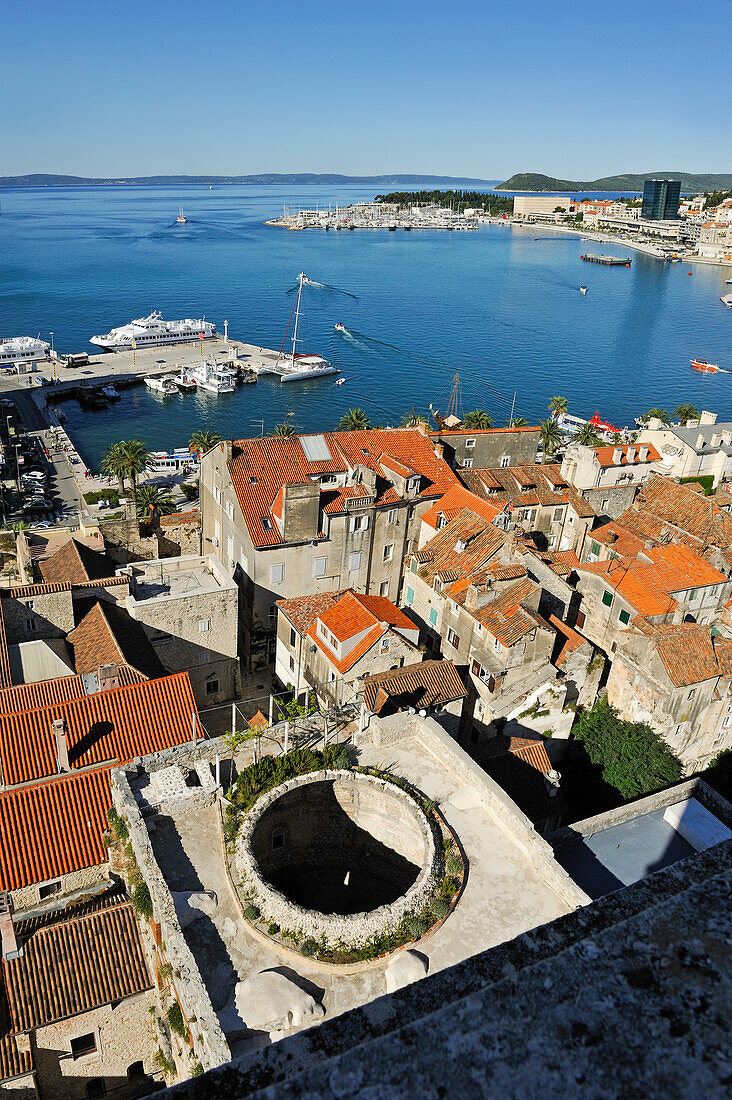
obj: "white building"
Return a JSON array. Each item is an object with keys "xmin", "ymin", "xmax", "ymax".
[{"xmin": 637, "ymin": 414, "xmax": 732, "ymax": 488}]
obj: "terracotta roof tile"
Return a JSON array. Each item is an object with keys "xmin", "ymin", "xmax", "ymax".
[
  {"xmin": 430, "ymin": 427, "xmax": 539, "ymax": 437},
  {"xmin": 39, "ymin": 537, "xmax": 116, "ymax": 585},
  {"xmin": 0, "ymin": 672, "xmax": 199, "ymax": 786},
  {"xmin": 632, "ymin": 475, "xmax": 732, "ymax": 549},
  {"xmin": 0, "ymin": 768, "xmax": 112, "ymax": 891},
  {"xmin": 549, "ymin": 615, "xmax": 590, "ymax": 667},
  {"xmin": 363, "ymin": 660, "xmax": 467, "ymax": 714},
  {"xmin": 68, "ymin": 600, "xmax": 165, "ymax": 682},
  {"xmin": 308, "ymin": 622, "xmax": 386, "ymax": 674},
  {"xmin": 2, "ymin": 902, "xmax": 151, "ymax": 1033},
  {"xmin": 0, "ymin": 676, "xmax": 85, "ymax": 715},
  {"xmin": 277, "ymin": 590, "xmax": 348, "ymax": 633},
  {"xmin": 158, "ymin": 510, "xmax": 200, "ymax": 527},
  {"xmin": 481, "ymin": 738, "xmax": 562, "ymax": 824},
  {"xmin": 460, "ymin": 464, "xmax": 595, "ymax": 517},
  {"xmin": 592, "ymin": 443, "xmax": 661, "ymax": 468},
  {"xmin": 0, "ymin": 1033, "xmax": 32, "ymax": 1082},
  {"xmin": 473, "ymin": 577, "xmax": 546, "ymax": 646},
  {"xmin": 420, "ymin": 484, "xmax": 504, "ymax": 533},
  {"xmin": 416, "ymin": 509, "xmax": 507, "ymax": 588}
]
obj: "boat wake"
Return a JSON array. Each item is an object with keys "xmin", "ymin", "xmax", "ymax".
[{"xmin": 288, "ymin": 279, "xmax": 359, "ymax": 299}]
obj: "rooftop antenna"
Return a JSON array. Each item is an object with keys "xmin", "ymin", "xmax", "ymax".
[{"xmin": 250, "ymin": 419, "xmax": 265, "ymax": 437}]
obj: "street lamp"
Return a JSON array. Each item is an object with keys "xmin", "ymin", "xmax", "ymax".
[
  {"xmin": 14, "ymin": 444, "xmax": 22, "ymax": 492},
  {"xmin": 49, "ymin": 331, "xmax": 54, "ymax": 353}
]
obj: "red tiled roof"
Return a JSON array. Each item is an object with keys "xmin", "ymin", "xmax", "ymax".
[
  {"xmin": 415, "ymin": 508, "xmax": 507, "ymax": 588},
  {"xmin": 473, "ymin": 577, "xmax": 546, "ymax": 646},
  {"xmin": 0, "ymin": 1034, "xmax": 32, "ymax": 1082},
  {"xmin": 309, "ymin": 622, "xmax": 386, "ymax": 674},
  {"xmin": 0, "ymin": 676, "xmax": 85, "ymax": 715},
  {"xmin": 420, "ymin": 484, "xmax": 504, "ymax": 532},
  {"xmin": 158, "ymin": 510, "xmax": 200, "ymax": 527},
  {"xmin": 363, "ymin": 660, "xmax": 467, "ymax": 715},
  {"xmin": 38, "ymin": 537, "xmax": 115, "ymax": 585},
  {"xmin": 2, "ymin": 902, "xmax": 151, "ymax": 1033},
  {"xmin": 68, "ymin": 600, "xmax": 165, "ymax": 682},
  {"xmin": 630, "ymin": 475, "xmax": 732, "ymax": 549},
  {"xmin": 461, "ymin": 464, "xmax": 595, "ymax": 518},
  {"xmin": 0, "ymin": 672, "xmax": 199, "ymax": 786},
  {"xmin": 0, "ymin": 768, "xmax": 112, "ymax": 891},
  {"xmin": 430, "ymin": 427, "xmax": 539, "ymax": 437},
  {"xmin": 277, "ymin": 590, "xmax": 348, "ymax": 633},
  {"xmin": 549, "ymin": 615, "xmax": 590, "ymax": 667},
  {"xmin": 227, "ymin": 428, "xmax": 458, "ymax": 548},
  {"xmin": 593, "ymin": 443, "xmax": 661, "ymax": 468}
]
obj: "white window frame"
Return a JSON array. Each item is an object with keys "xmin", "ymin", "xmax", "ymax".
[
  {"xmin": 462, "ymin": 458, "xmax": 474, "ymax": 469},
  {"xmin": 386, "ymin": 508, "xmax": 397, "ymax": 525},
  {"xmin": 465, "ymin": 437, "xmax": 476, "ymax": 449},
  {"xmin": 446, "ymin": 627, "xmax": 459, "ymax": 648},
  {"xmin": 383, "ymin": 543, "xmax": 394, "ymax": 562},
  {"xmin": 314, "ymin": 556, "xmax": 327, "ymax": 578},
  {"xmin": 349, "ymin": 551, "xmax": 362, "ymax": 572},
  {"xmin": 500, "ymin": 455, "xmax": 510, "ymax": 468},
  {"xmin": 270, "ymin": 563, "xmax": 285, "ymax": 585},
  {"xmin": 350, "ymin": 514, "xmax": 369, "ymax": 532},
  {"xmin": 198, "ymin": 619, "xmax": 211, "ymax": 633}
]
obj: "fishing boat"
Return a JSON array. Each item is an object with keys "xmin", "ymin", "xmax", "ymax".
[
  {"xmin": 690, "ymin": 359, "xmax": 720, "ymax": 373},
  {"xmin": 334, "ymin": 322, "xmax": 347, "ymax": 333},
  {"xmin": 272, "ymin": 273, "xmax": 339, "ymax": 383},
  {"xmin": 172, "ymin": 369, "xmax": 198, "ymax": 391},
  {"xmin": 145, "ymin": 376, "xmax": 178, "ymax": 395},
  {"xmin": 177, "ymin": 208, "xmax": 187, "ymax": 223},
  {"xmin": 579, "ymin": 285, "xmax": 587, "ymax": 295},
  {"xmin": 190, "ymin": 359, "xmax": 235, "ymax": 393}
]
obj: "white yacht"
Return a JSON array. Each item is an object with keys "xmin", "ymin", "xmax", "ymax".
[
  {"xmin": 720, "ymin": 293, "xmax": 732, "ymax": 308},
  {"xmin": 172, "ymin": 369, "xmax": 198, "ymax": 391},
  {"xmin": 90, "ymin": 312, "xmax": 216, "ymax": 350},
  {"xmin": 191, "ymin": 358, "xmax": 235, "ymax": 393},
  {"xmin": 0, "ymin": 335, "xmax": 50, "ymax": 369},
  {"xmin": 273, "ymin": 273, "xmax": 339, "ymax": 383},
  {"xmin": 145, "ymin": 375, "xmax": 178, "ymax": 396}
]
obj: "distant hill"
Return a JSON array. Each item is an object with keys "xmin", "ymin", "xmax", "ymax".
[
  {"xmin": 498, "ymin": 171, "xmax": 732, "ymax": 193},
  {"xmin": 0, "ymin": 172, "xmax": 496, "ymax": 189}
]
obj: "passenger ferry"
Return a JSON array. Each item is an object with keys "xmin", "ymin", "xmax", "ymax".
[
  {"xmin": 90, "ymin": 312, "xmax": 216, "ymax": 350},
  {"xmin": 149, "ymin": 449, "xmax": 199, "ymax": 474},
  {"xmin": 0, "ymin": 335, "xmax": 50, "ymax": 369}
]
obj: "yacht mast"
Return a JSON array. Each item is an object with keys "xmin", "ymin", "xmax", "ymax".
[{"xmin": 291, "ymin": 272, "xmax": 305, "ymax": 366}]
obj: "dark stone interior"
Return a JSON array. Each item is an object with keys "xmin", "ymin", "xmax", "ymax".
[{"xmin": 252, "ymin": 782, "xmax": 422, "ymax": 915}]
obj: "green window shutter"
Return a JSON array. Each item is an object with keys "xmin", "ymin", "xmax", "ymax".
[
  {"xmin": 602, "ymin": 590, "xmax": 613, "ymax": 607},
  {"xmin": 406, "ymin": 586, "xmax": 414, "ymax": 605},
  {"xmin": 619, "ymin": 609, "xmax": 630, "ymax": 625},
  {"xmin": 429, "ymin": 608, "xmax": 438, "ymax": 626},
  {"xmin": 410, "ymin": 558, "xmax": 418, "ymax": 574},
  {"xmin": 591, "ymin": 540, "xmax": 600, "ymax": 555}
]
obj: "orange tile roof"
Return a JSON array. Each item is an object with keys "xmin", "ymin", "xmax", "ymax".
[
  {"xmin": 2, "ymin": 902, "xmax": 151, "ymax": 1033},
  {"xmin": 363, "ymin": 660, "xmax": 467, "ymax": 714},
  {"xmin": 277, "ymin": 590, "xmax": 348, "ymax": 633},
  {"xmin": 0, "ymin": 676, "xmax": 85, "ymax": 715},
  {"xmin": 461, "ymin": 464, "xmax": 595, "ymax": 518},
  {"xmin": 430, "ymin": 427, "xmax": 539, "ymax": 437},
  {"xmin": 0, "ymin": 1033, "xmax": 32, "ymax": 1083},
  {"xmin": 593, "ymin": 443, "xmax": 661, "ymax": 468},
  {"xmin": 0, "ymin": 768, "xmax": 112, "ymax": 891},
  {"xmin": 473, "ymin": 577, "xmax": 547, "ymax": 646},
  {"xmin": 549, "ymin": 615, "xmax": 590, "ymax": 667},
  {"xmin": 309, "ymin": 622, "xmax": 386, "ymax": 674},
  {"xmin": 631, "ymin": 475, "xmax": 732, "ymax": 549},
  {"xmin": 416, "ymin": 508, "xmax": 507, "ymax": 588},
  {"xmin": 0, "ymin": 672, "xmax": 199, "ymax": 786},
  {"xmin": 67, "ymin": 600, "xmax": 165, "ymax": 682},
  {"xmin": 420, "ymin": 484, "xmax": 504, "ymax": 532},
  {"xmin": 227, "ymin": 428, "xmax": 458, "ymax": 548},
  {"xmin": 38, "ymin": 537, "xmax": 115, "ymax": 585}
]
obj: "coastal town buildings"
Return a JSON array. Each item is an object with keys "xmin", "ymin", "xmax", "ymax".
[
  {"xmin": 637, "ymin": 413, "xmax": 732, "ymax": 487},
  {"xmin": 199, "ymin": 428, "xmax": 459, "ymax": 667},
  {"xmin": 428, "ymin": 426, "xmax": 541, "ymax": 470},
  {"xmin": 641, "ymin": 179, "xmax": 681, "ymax": 221},
  {"xmin": 561, "ymin": 441, "xmax": 660, "ymax": 517}
]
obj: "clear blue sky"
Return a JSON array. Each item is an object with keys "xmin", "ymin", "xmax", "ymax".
[{"xmin": 3, "ymin": 0, "xmax": 727, "ymax": 178}]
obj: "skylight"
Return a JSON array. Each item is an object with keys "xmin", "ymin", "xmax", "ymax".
[{"xmin": 301, "ymin": 435, "xmax": 332, "ymax": 462}]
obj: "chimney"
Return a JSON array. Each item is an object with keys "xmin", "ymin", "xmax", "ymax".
[
  {"xmin": 626, "ymin": 446, "xmax": 636, "ymax": 463},
  {"xmin": 638, "ymin": 445, "xmax": 649, "ymax": 462},
  {"xmin": 697, "ymin": 433, "xmax": 707, "ymax": 449},
  {"xmin": 543, "ymin": 769, "xmax": 561, "ymax": 798},
  {"xmin": 612, "ymin": 447, "xmax": 623, "ymax": 465},
  {"xmin": 98, "ymin": 663, "xmax": 119, "ymax": 692},
  {"xmin": 53, "ymin": 718, "xmax": 70, "ymax": 773},
  {"xmin": 699, "ymin": 410, "xmax": 717, "ymax": 425},
  {"xmin": 433, "ymin": 441, "xmax": 444, "ymax": 459},
  {"xmin": 0, "ymin": 892, "xmax": 21, "ymax": 961},
  {"xmin": 465, "ymin": 582, "xmax": 495, "ymax": 611}
]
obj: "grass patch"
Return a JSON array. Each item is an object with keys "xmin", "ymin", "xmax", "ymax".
[{"xmin": 83, "ymin": 489, "xmax": 120, "ymax": 506}]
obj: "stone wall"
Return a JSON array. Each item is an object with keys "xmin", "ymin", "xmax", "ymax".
[
  {"xmin": 101, "ymin": 513, "xmax": 200, "ymax": 566},
  {"xmin": 580, "ymin": 483, "xmax": 639, "ymax": 520},
  {"xmin": 235, "ymin": 770, "xmax": 438, "ymax": 950},
  {"xmin": 2, "ymin": 590, "xmax": 74, "ymax": 643},
  {"xmin": 10, "ymin": 866, "xmax": 111, "ymax": 915}
]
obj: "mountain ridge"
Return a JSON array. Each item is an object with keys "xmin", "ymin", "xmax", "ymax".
[
  {"xmin": 498, "ymin": 171, "xmax": 732, "ymax": 192},
  {"xmin": 0, "ymin": 172, "xmax": 497, "ymax": 189}
]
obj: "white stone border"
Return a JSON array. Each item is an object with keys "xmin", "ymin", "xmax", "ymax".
[{"xmin": 235, "ymin": 769, "xmax": 439, "ymax": 951}]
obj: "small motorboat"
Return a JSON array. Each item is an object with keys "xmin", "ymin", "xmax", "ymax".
[
  {"xmin": 579, "ymin": 285, "xmax": 588, "ymax": 295},
  {"xmin": 720, "ymin": 293, "xmax": 732, "ymax": 308},
  {"xmin": 101, "ymin": 384, "xmax": 121, "ymax": 400},
  {"xmin": 334, "ymin": 322, "xmax": 347, "ymax": 334},
  {"xmin": 145, "ymin": 375, "xmax": 178, "ymax": 395},
  {"xmin": 690, "ymin": 359, "xmax": 720, "ymax": 373},
  {"xmin": 172, "ymin": 370, "xmax": 197, "ymax": 392},
  {"xmin": 335, "ymin": 378, "xmax": 345, "ymax": 385}
]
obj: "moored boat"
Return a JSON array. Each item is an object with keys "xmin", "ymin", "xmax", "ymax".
[
  {"xmin": 91, "ymin": 312, "xmax": 216, "ymax": 350},
  {"xmin": 0, "ymin": 335, "xmax": 50, "ymax": 369},
  {"xmin": 101, "ymin": 384, "xmax": 121, "ymax": 400},
  {"xmin": 190, "ymin": 359, "xmax": 235, "ymax": 393},
  {"xmin": 690, "ymin": 359, "xmax": 720, "ymax": 373},
  {"xmin": 720, "ymin": 293, "xmax": 732, "ymax": 308},
  {"xmin": 145, "ymin": 376, "xmax": 178, "ymax": 395}
]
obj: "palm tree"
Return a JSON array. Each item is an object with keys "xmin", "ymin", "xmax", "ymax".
[
  {"xmin": 100, "ymin": 442, "xmax": 127, "ymax": 496},
  {"xmin": 645, "ymin": 408, "xmax": 671, "ymax": 424},
  {"xmin": 463, "ymin": 409, "xmax": 493, "ymax": 429},
  {"xmin": 117, "ymin": 440, "xmax": 151, "ymax": 493},
  {"xmin": 189, "ymin": 429, "xmax": 222, "ymax": 455},
  {"xmin": 673, "ymin": 403, "xmax": 700, "ymax": 425},
  {"xmin": 506, "ymin": 416, "xmax": 529, "ymax": 427},
  {"xmin": 575, "ymin": 423, "xmax": 602, "ymax": 446},
  {"xmin": 337, "ymin": 408, "xmax": 371, "ymax": 432},
  {"xmin": 134, "ymin": 484, "xmax": 177, "ymax": 521},
  {"xmin": 401, "ymin": 408, "xmax": 429, "ymax": 427},
  {"xmin": 548, "ymin": 395, "xmax": 568, "ymax": 420},
  {"xmin": 539, "ymin": 418, "xmax": 563, "ymax": 464},
  {"xmin": 273, "ymin": 422, "xmax": 295, "ymax": 436}
]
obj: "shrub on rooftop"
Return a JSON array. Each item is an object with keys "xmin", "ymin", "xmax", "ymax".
[
  {"xmin": 232, "ymin": 744, "xmax": 350, "ymax": 811},
  {"xmin": 167, "ymin": 1001, "xmax": 187, "ymax": 1040},
  {"xmin": 131, "ymin": 882, "xmax": 153, "ymax": 921}
]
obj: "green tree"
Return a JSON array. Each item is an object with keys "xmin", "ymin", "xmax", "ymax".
[
  {"xmin": 401, "ymin": 408, "xmax": 429, "ymax": 427},
  {"xmin": 539, "ymin": 417, "xmax": 562, "ymax": 463},
  {"xmin": 506, "ymin": 415, "xmax": 529, "ymax": 427},
  {"xmin": 575, "ymin": 423, "xmax": 602, "ymax": 446},
  {"xmin": 574, "ymin": 697, "xmax": 681, "ymax": 800},
  {"xmin": 115, "ymin": 440, "xmax": 151, "ymax": 493},
  {"xmin": 548, "ymin": 395, "xmax": 568, "ymax": 420},
  {"xmin": 100, "ymin": 441, "xmax": 128, "ymax": 496},
  {"xmin": 189, "ymin": 429, "xmax": 222, "ymax": 455},
  {"xmin": 462, "ymin": 409, "xmax": 493, "ymax": 429},
  {"xmin": 337, "ymin": 407, "xmax": 371, "ymax": 431},
  {"xmin": 272, "ymin": 422, "xmax": 295, "ymax": 436},
  {"xmin": 672, "ymin": 403, "xmax": 700, "ymax": 425},
  {"xmin": 645, "ymin": 408, "xmax": 671, "ymax": 424},
  {"xmin": 134, "ymin": 484, "xmax": 177, "ymax": 521}
]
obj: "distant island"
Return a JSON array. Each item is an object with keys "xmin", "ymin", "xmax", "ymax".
[
  {"xmin": 376, "ymin": 189, "xmax": 513, "ymax": 215},
  {"xmin": 0, "ymin": 172, "xmax": 496, "ymax": 189},
  {"xmin": 497, "ymin": 171, "xmax": 732, "ymax": 193}
]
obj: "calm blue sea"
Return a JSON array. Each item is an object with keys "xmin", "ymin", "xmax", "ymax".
[{"xmin": 1, "ymin": 184, "xmax": 730, "ymax": 469}]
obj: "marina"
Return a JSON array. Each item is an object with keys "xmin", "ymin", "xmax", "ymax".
[{"xmin": 266, "ymin": 201, "xmax": 478, "ymax": 231}]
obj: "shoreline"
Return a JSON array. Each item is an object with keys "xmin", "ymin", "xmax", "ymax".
[{"xmin": 506, "ymin": 221, "xmax": 732, "ymax": 267}]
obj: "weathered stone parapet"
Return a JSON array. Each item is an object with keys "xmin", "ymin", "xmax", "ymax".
[{"xmin": 235, "ymin": 770, "xmax": 439, "ymax": 951}]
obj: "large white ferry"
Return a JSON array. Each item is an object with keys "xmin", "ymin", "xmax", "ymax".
[
  {"xmin": 0, "ymin": 335, "xmax": 50, "ymax": 369},
  {"xmin": 90, "ymin": 312, "xmax": 216, "ymax": 350}
]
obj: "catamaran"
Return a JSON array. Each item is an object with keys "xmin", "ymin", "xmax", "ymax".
[
  {"xmin": 90, "ymin": 312, "xmax": 216, "ymax": 350},
  {"xmin": 177, "ymin": 208, "xmax": 187, "ymax": 223},
  {"xmin": 273, "ymin": 273, "xmax": 339, "ymax": 383}
]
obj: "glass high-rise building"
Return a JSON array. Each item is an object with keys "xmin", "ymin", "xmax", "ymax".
[{"xmin": 641, "ymin": 179, "xmax": 681, "ymax": 220}]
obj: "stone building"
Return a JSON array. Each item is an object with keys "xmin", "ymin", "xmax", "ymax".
[
  {"xmin": 417, "ymin": 482, "xmax": 505, "ymax": 549},
  {"xmin": 199, "ymin": 428, "xmax": 458, "ymax": 667},
  {"xmin": 275, "ymin": 589, "xmax": 420, "ymax": 706},
  {"xmin": 561, "ymin": 442, "xmax": 660, "ymax": 517},
  {"xmin": 0, "ymin": 894, "xmax": 159, "ymax": 1098},
  {"xmin": 428, "ymin": 426, "xmax": 540, "ymax": 471},
  {"xmin": 100, "ymin": 504, "xmax": 201, "ymax": 565},
  {"xmin": 459, "ymin": 463, "xmax": 595, "ymax": 554},
  {"xmin": 636, "ymin": 413, "xmax": 732, "ymax": 488}
]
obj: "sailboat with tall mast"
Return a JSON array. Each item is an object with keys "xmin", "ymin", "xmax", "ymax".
[{"xmin": 275, "ymin": 273, "xmax": 339, "ymax": 382}]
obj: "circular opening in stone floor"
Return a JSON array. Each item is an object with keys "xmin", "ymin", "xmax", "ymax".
[{"xmin": 250, "ymin": 776, "xmax": 428, "ymax": 916}]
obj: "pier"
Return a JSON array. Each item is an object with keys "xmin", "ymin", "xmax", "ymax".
[{"xmin": 580, "ymin": 253, "xmax": 632, "ymax": 266}]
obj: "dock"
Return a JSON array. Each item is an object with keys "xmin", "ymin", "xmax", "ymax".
[{"xmin": 580, "ymin": 254, "xmax": 632, "ymax": 266}]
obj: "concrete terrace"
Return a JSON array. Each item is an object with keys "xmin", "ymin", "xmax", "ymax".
[{"xmin": 127, "ymin": 554, "xmax": 235, "ymax": 603}]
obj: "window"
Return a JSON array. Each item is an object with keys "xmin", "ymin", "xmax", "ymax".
[
  {"xmin": 314, "ymin": 557, "xmax": 327, "ymax": 578},
  {"xmin": 406, "ymin": 586, "xmax": 414, "ymax": 605},
  {"xmin": 462, "ymin": 458, "xmax": 473, "ymax": 469},
  {"xmin": 240, "ymin": 552, "xmax": 249, "ymax": 575},
  {"xmin": 214, "ymin": 519, "xmax": 221, "ymax": 544},
  {"xmin": 329, "ymin": 670, "xmax": 336, "ymax": 682},
  {"xmin": 548, "ymin": 535, "xmax": 557, "ymax": 549},
  {"xmin": 86, "ymin": 1081, "xmax": 106, "ymax": 1098},
  {"xmin": 688, "ymin": 688, "xmax": 696, "ymax": 699},
  {"xmin": 709, "ymin": 585, "xmax": 719, "ymax": 598},
  {"xmin": 350, "ymin": 514, "xmax": 369, "ymax": 532},
  {"xmin": 262, "ymin": 516, "xmax": 273, "ymax": 531},
  {"xmin": 386, "ymin": 508, "xmax": 397, "ymax": 525},
  {"xmin": 268, "ymin": 605, "xmax": 278, "ymax": 629},
  {"xmin": 38, "ymin": 879, "xmax": 62, "ymax": 900},
  {"xmin": 206, "ymin": 679, "xmax": 220, "ymax": 696},
  {"xmin": 436, "ymin": 512, "xmax": 447, "ymax": 530},
  {"xmin": 410, "ymin": 558, "xmax": 418, "ymax": 574},
  {"xmin": 500, "ymin": 455, "xmax": 510, "ymax": 468},
  {"xmin": 429, "ymin": 607, "xmax": 438, "ymax": 626},
  {"xmin": 466, "ymin": 438, "xmax": 476, "ymax": 449},
  {"xmin": 379, "ymin": 638, "xmax": 390, "ymax": 652},
  {"xmin": 225, "ymin": 500, "xmax": 234, "ymax": 520},
  {"xmin": 383, "ymin": 543, "xmax": 394, "ymax": 562},
  {"xmin": 602, "ymin": 590, "xmax": 614, "ymax": 607},
  {"xmin": 289, "ymin": 627, "xmax": 296, "ymax": 647},
  {"xmin": 433, "ymin": 577, "xmax": 443, "ymax": 594},
  {"xmin": 601, "ymin": 499, "xmax": 609, "ymax": 511},
  {"xmin": 198, "ymin": 619, "xmax": 210, "ymax": 632},
  {"xmin": 289, "ymin": 655, "xmax": 295, "ymax": 672},
  {"xmin": 591, "ymin": 540, "xmax": 601, "ymax": 556},
  {"xmin": 214, "ymin": 486, "xmax": 221, "ymax": 504},
  {"xmin": 688, "ymin": 588, "xmax": 698, "ymax": 601},
  {"xmin": 71, "ymin": 1033, "xmax": 97, "ymax": 1060},
  {"xmin": 447, "ymin": 627, "xmax": 460, "ymax": 648},
  {"xmin": 493, "ymin": 635, "xmax": 502, "ymax": 651},
  {"xmin": 349, "ymin": 551, "xmax": 362, "ymax": 572},
  {"xmin": 619, "ymin": 609, "xmax": 630, "ymax": 625},
  {"xmin": 553, "ymin": 507, "xmax": 563, "ymax": 521},
  {"xmin": 226, "ymin": 535, "xmax": 234, "ymax": 560},
  {"xmin": 270, "ymin": 563, "xmax": 284, "ymax": 584},
  {"xmin": 380, "ymin": 580, "xmax": 390, "ymax": 597}
]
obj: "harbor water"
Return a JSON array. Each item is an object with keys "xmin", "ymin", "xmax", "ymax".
[{"xmin": 1, "ymin": 184, "xmax": 731, "ymax": 469}]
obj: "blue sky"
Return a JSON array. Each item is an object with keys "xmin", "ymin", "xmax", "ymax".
[{"xmin": 3, "ymin": 0, "xmax": 727, "ymax": 178}]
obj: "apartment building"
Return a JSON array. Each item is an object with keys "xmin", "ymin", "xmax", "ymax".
[
  {"xmin": 561, "ymin": 442, "xmax": 660, "ymax": 517},
  {"xmin": 637, "ymin": 415, "xmax": 732, "ymax": 487},
  {"xmin": 199, "ymin": 428, "xmax": 458, "ymax": 666},
  {"xmin": 429, "ymin": 426, "xmax": 540, "ymax": 471}
]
